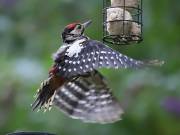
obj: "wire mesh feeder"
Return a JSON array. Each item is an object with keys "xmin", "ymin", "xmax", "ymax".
[{"xmin": 103, "ymin": 0, "xmax": 143, "ymax": 45}]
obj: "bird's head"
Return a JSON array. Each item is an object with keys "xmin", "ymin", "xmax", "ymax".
[{"xmin": 62, "ymin": 20, "xmax": 92, "ymax": 43}]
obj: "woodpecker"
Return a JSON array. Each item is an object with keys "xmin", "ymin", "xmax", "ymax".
[{"xmin": 32, "ymin": 20, "xmax": 163, "ymax": 123}]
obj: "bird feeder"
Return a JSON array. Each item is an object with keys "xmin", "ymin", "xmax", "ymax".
[{"xmin": 103, "ymin": 0, "xmax": 143, "ymax": 45}]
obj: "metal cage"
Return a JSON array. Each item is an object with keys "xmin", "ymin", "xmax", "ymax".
[{"xmin": 103, "ymin": 0, "xmax": 143, "ymax": 45}]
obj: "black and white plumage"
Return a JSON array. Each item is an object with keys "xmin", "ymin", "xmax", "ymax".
[
  {"xmin": 53, "ymin": 38, "xmax": 163, "ymax": 78},
  {"xmin": 53, "ymin": 71, "xmax": 123, "ymax": 124},
  {"xmin": 52, "ymin": 20, "xmax": 163, "ymax": 78},
  {"xmin": 32, "ymin": 20, "xmax": 163, "ymax": 124}
]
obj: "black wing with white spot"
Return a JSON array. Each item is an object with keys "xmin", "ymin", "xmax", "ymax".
[
  {"xmin": 56, "ymin": 39, "xmax": 163, "ymax": 78},
  {"xmin": 53, "ymin": 71, "xmax": 123, "ymax": 124}
]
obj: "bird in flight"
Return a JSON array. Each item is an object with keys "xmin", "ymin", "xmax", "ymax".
[{"xmin": 32, "ymin": 20, "xmax": 163, "ymax": 124}]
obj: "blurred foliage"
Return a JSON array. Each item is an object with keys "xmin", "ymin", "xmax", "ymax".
[{"xmin": 0, "ymin": 0, "xmax": 180, "ymax": 135}]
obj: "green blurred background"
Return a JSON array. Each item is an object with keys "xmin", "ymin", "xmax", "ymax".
[{"xmin": 0, "ymin": 0, "xmax": 180, "ymax": 135}]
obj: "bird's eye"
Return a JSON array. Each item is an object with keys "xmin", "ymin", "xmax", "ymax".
[{"xmin": 77, "ymin": 25, "xmax": 82, "ymax": 29}]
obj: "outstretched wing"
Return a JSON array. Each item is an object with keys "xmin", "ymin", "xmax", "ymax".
[
  {"xmin": 53, "ymin": 71, "xmax": 123, "ymax": 124},
  {"xmin": 56, "ymin": 39, "xmax": 163, "ymax": 78}
]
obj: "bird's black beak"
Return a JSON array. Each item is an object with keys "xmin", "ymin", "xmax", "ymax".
[{"xmin": 82, "ymin": 20, "xmax": 92, "ymax": 28}]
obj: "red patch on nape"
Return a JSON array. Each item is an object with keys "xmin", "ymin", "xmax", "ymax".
[{"xmin": 66, "ymin": 22, "xmax": 79, "ymax": 30}]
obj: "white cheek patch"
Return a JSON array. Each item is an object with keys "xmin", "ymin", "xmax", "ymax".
[
  {"xmin": 71, "ymin": 29, "xmax": 81, "ymax": 35},
  {"xmin": 66, "ymin": 39, "xmax": 86, "ymax": 57}
]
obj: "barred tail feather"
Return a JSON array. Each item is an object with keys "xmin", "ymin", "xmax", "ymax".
[
  {"xmin": 31, "ymin": 77, "xmax": 54, "ymax": 111},
  {"xmin": 53, "ymin": 75, "xmax": 123, "ymax": 124},
  {"xmin": 32, "ymin": 75, "xmax": 65, "ymax": 111}
]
